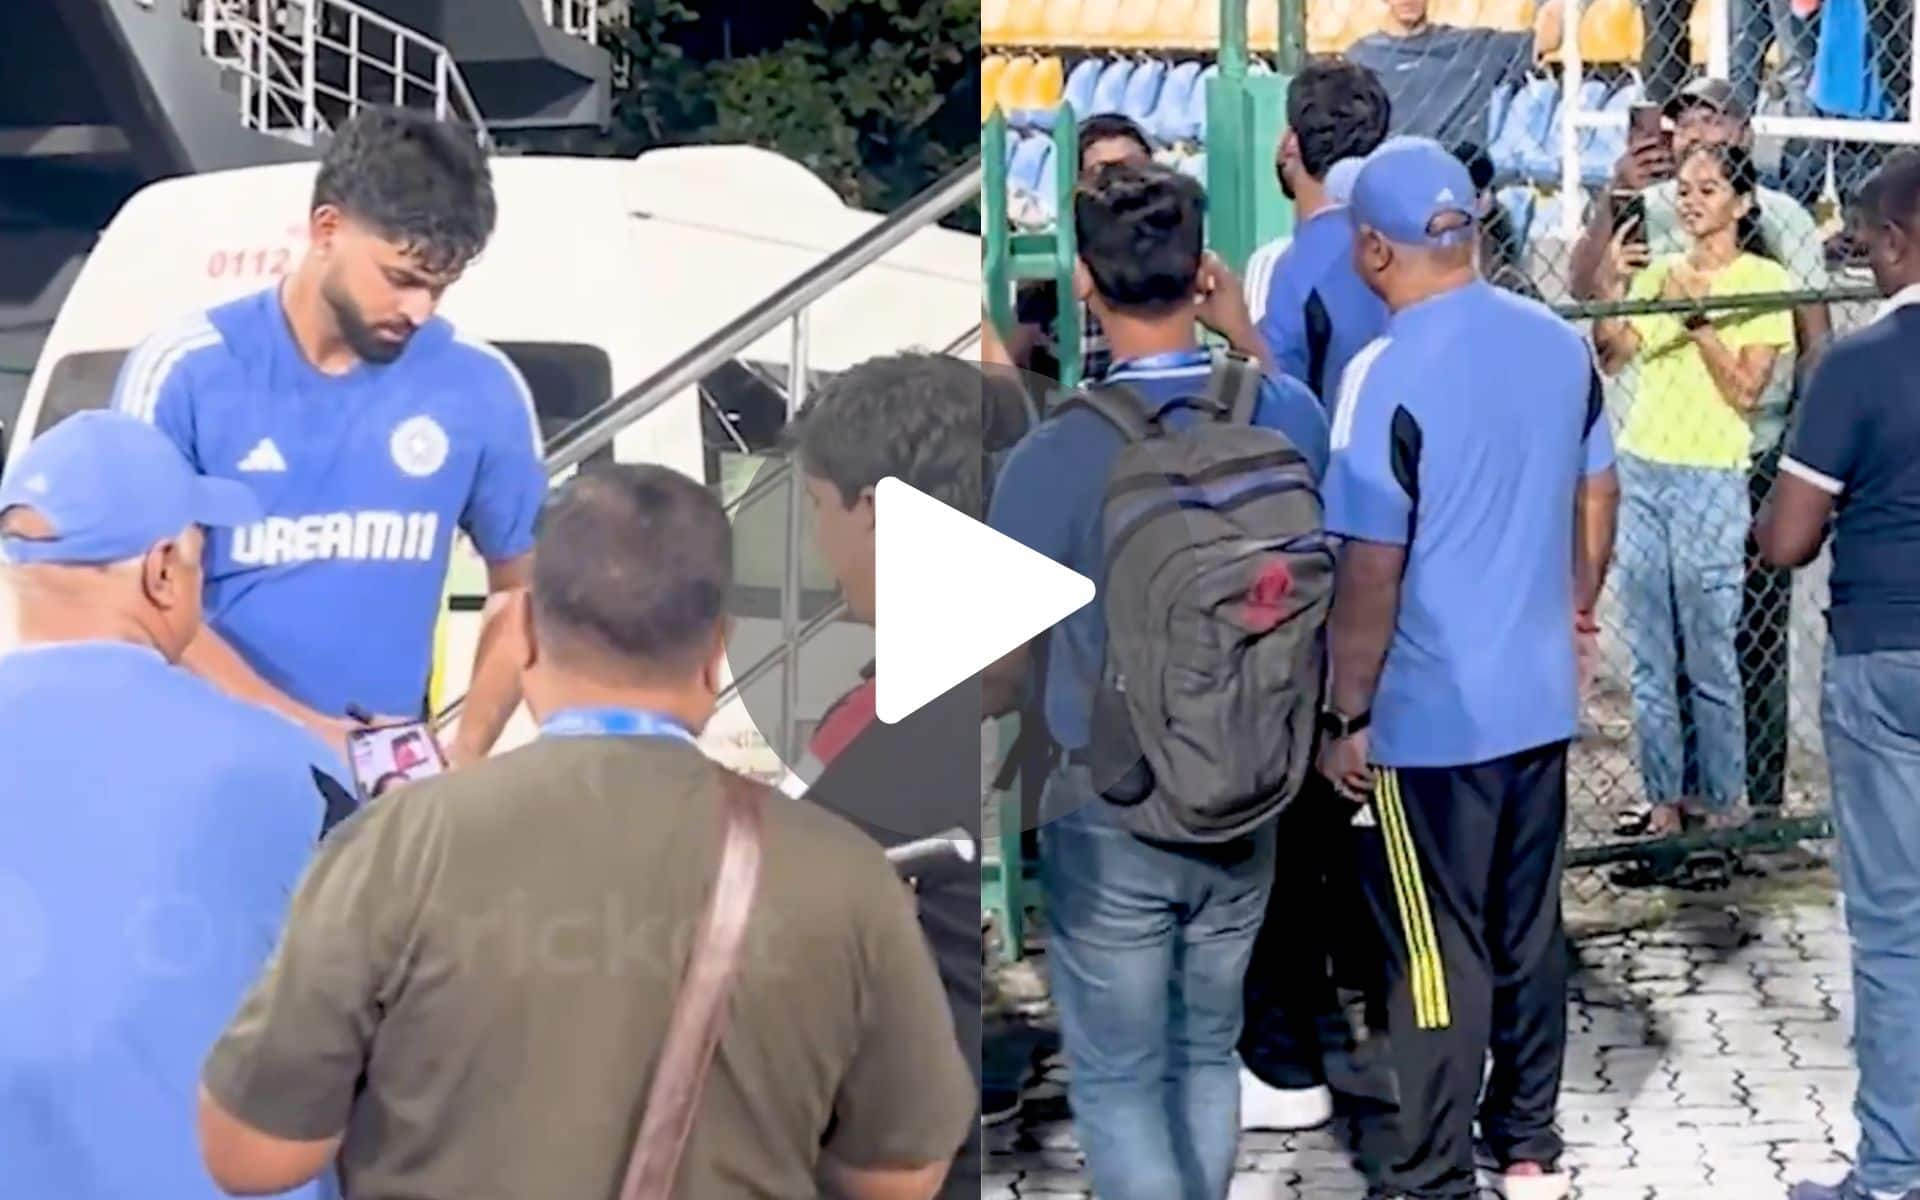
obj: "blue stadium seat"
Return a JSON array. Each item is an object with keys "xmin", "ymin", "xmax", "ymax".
[
  {"xmin": 1579, "ymin": 78, "xmax": 1640, "ymax": 187},
  {"xmin": 1009, "ymin": 133, "xmax": 1054, "ymax": 198},
  {"xmin": 1520, "ymin": 77, "xmax": 1606, "ymax": 182},
  {"xmin": 1153, "ymin": 60, "xmax": 1205, "ymax": 145},
  {"xmin": 1090, "ymin": 58, "xmax": 1135, "ymax": 116},
  {"xmin": 1037, "ymin": 136, "xmax": 1061, "ymax": 221},
  {"xmin": 1005, "ymin": 130, "xmax": 1025, "ymax": 173},
  {"xmin": 1487, "ymin": 82, "xmax": 1516, "ymax": 152},
  {"xmin": 1490, "ymin": 75, "xmax": 1559, "ymax": 181},
  {"xmin": 1122, "ymin": 57, "xmax": 1168, "ymax": 132},
  {"xmin": 1064, "ymin": 57, "xmax": 1104, "ymax": 122},
  {"xmin": 1177, "ymin": 151, "xmax": 1208, "ymax": 184},
  {"xmin": 1495, "ymin": 184, "xmax": 1536, "ymax": 252},
  {"xmin": 1183, "ymin": 63, "xmax": 1218, "ymax": 144},
  {"xmin": 1533, "ymin": 191, "xmax": 1577, "ymax": 244}
]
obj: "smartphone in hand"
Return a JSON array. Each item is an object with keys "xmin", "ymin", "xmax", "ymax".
[{"xmin": 346, "ymin": 718, "xmax": 448, "ymax": 802}]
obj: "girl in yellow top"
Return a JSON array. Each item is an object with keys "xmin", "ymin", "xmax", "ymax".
[{"xmin": 1592, "ymin": 143, "xmax": 1793, "ymax": 840}]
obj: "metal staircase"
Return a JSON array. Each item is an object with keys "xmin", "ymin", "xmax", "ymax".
[{"xmin": 197, "ymin": 0, "xmax": 489, "ymax": 146}]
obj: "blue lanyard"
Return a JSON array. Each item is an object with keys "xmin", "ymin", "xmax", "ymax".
[{"xmin": 539, "ymin": 706, "xmax": 696, "ymax": 745}]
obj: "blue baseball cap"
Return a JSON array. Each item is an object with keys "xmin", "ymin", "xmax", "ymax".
[
  {"xmin": 0, "ymin": 411, "xmax": 259, "ymax": 565},
  {"xmin": 1351, "ymin": 137, "xmax": 1478, "ymax": 248}
]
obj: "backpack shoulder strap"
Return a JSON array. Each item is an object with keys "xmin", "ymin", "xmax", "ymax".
[
  {"xmin": 621, "ymin": 770, "xmax": 767, "ymax": 1200},
  {"xmin": 1055, "ymin": 379, "xmax": 1157, "ymax": 443},
  {"xmin": 1205, "ymin": 349, "xmax": 1264, "ymax": 426}
]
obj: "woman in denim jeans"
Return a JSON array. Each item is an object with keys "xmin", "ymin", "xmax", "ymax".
[{"xmin": 1592, "ymin": 144, "xmax": 1793, "ymax": 842}]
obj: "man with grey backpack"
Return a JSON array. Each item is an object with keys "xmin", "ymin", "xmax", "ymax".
[{"xmin": 985, "ymin": 162, "xmax": 1331, "ymax": 1200}]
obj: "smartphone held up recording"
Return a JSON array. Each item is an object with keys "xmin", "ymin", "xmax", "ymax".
[{"xmin": 346, "ymin": 717, "xmax": 448, "ymax": 802}]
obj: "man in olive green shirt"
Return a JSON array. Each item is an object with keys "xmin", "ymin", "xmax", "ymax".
[{"xmin": 197, "ymin": 464, "xmax": 975, "ymax": 1200}]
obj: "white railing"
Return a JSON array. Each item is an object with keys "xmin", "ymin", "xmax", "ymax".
[
  {"xmin": 199, "ymin": 0, "xmax": 490, "ymax": 147},
  {"xmin": 541, "ymin": 0, "xmax": 597, "ymax": 42},
  {"xmin": 1556, "ymin": 0, "xmax": 1920, "ymax": 236}
]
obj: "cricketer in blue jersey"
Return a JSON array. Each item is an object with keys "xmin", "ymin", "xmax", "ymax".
[
  {"xmin": 1245, "ymin": 58, "xmax": 1392, "ymax": 404},
  {"xmin": 107, "ymin": 109, "xmax": 545, "ymax": 765}
]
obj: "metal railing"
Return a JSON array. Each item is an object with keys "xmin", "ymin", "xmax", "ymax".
[
  {"xmin": 541, "ymin": 0, "xmax": 598, "ymax": 42},
  {"xmin": 435, "ymin": 158, "xmax": 984, "ymax": 760},
  {"xmin": 199, "ymin": 0, "xmax": 490, "ymax": 147}
]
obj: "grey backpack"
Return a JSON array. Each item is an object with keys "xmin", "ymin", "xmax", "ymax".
[{"xmin": 1067, "ymin": 351, "xmax": 1333, "ymax": 843}]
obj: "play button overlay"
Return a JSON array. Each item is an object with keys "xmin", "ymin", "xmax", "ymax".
[{"xmin": 874, "ymin": 475, "xmax": 1095, "ymax": 724}]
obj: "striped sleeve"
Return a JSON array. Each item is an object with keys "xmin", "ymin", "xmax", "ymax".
[
  {"xmin": 111, "ymin": 315, "xmax": 220, "ymax": 456},
  {"xmin": 1244, "ymin": 239, "xmax": 1285, "ymax": 325}
]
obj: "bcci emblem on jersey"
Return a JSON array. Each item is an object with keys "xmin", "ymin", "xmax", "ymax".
[{"xmin": 391, "ymin": 415, "xmax": 450, "ymax": 478}]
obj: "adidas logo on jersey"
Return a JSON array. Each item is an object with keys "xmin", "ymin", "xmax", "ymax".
[
  {"xmin": 230, "ymin": 511, "xmax": 439, "ymax": 566},
  {"xmin": 238, "ymin": 438, "xmax": 288, "ymax": 472}
]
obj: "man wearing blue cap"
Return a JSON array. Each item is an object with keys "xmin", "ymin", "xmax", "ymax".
[
  {"xmin": 1315, "ymin": 138, "xmax": 1620, "ymax": 1200},
  {"xmin": 0, "ymin": 411, "xmax": 350, "ymax": 1200}
]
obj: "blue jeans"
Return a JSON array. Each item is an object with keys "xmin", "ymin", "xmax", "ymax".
[
  {"xmin": 1039, "ymin": 766, "xmax": 1276, "ymax": 1200},
  {"xmin": 1825, "ymin": 647, "xmax": 1920, "ymax": 1196},
  {"xmin": 1616, "ymin": 456, "xmax": 1748, "ymax": 810}
]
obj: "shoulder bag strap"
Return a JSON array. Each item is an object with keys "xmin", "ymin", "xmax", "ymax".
[
  {"xmin": 1056, "ymin": 380, "xmax": 1160, "ymax": 443},
  {"xmin": 620, "ymin": 770, "xmax": 768, "ymax": 1200}
]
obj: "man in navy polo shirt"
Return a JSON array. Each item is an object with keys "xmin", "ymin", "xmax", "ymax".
[
  {"xmin": 1317, "ymin": 138, "xmax": 1618, "ymax": 1200},
  {"xmin": 985, "ymin": 163, "xmax": 1326, "ymax": 1200},
  {"xmin": 1245, "ymin": 57, "xmax": 1393, "ymax": 405},
  {"xmin": 0, "ymin": 411, "xmax": 348, "ymax": 1200},
  {"xmin": 1760, "ymin": 150, "xmax": 1920, "ymax": 1200},
  {"xmin": 108, "ymin": 108, "xmax": 545, "ymax": 763}
]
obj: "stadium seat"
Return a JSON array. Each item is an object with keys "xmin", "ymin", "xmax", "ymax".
[
  {"xmin": 1343, "ymin": 0, "xmax": 1392, "ymax": 45},
  {"xmin": 983, "ymin": 56, "xmax": 1010, "ymax": 122},
  {"xmin": 1690, "ymin": 0, "xmax": 1711, "ymax": 64},
  {"xmin": 1580, "ymin": 77, "xmax": 1640, "ymax": 185},
  {"xmin": 1178, "ymin": 150, "xmax": 1209, "ymax": 183},
  {"xmin": 1250, "ymin": 0, "xmax": 1282, "ymax": 49},
  {"xmin": 1005, "ymin": 129, "xmax": 1026, "ymax": 173},
  {"xmin": 984, "ymin": 0, "xmax": 1013, "ymax": 44},
  {"xmin": 1308, "ymin": 0, "xmax": 1349, "ymax": 51},
  {"xmin": 1042, "ymin": 0, "xmax": 1088, "ymax": 41},
  {"xmin": 1117, "ymin": 0, "xmax": 1160, "ymax": 44},
  {"xmin": 1524, "ymin": 75, "xmax": 1608, "ymax": 180},
  {"xmin": 1490, "ymin": 74, "xmax": 1560, "ymax": 178},
  {"xmin": 1122, "ymin": 57, "xmax": 1169, "ymax": 130},
  {"xmin": 1185, "ymin": 63, "xmax": 1218, "ymax": 143},
  {"xmin": 1482, "ymin": 0, "xmax": 1536, "ymax": 32},
  {"xmin": 1191, "ymin": 0, "xmax": 1220, "ymax": 44},
  {"xmin": 1091, "ymin": 57, "xmax": 1136, "ymax": 115},
  {"xmin": 1488, "ymin": 81, "xmax": 1517, "ymax": 148},
  {"xmin": 1153, "ymin": 59, "xmax": 1206, "ymax": 143},
  {"xmin": 1029, "ymin": 55, "xmax": 1066, "ymax": 110},
  {"xmin": 997, "ymin": 56, "xmax": 1037, "ymax": 118},
  {"xmin": 1496, "ymin": 184, "xmax": 1537, "ymax": 251},
  {"xmin": 1151, "ymin": 0, "xmax": 1207, "ymax": 46},
  {"xmin": 1535, "ymin": 0, "xmax": 1564, "ymax": 55},
  {"xmin": 1578, "ymin": 0, "xmax": 1644, "ymax": 63},
  {"xmin": 1009, "ymin": 133, "xmax": 1055, "ymax": 198},
  {"xmin": 1004, "ymin": 0, "xmax": 1049, "ymax": 42},
  {"xmin": 1078, "ymin": 0, "xmax": 1125, "ymax": 42},
  {"xmin": 1432, "ymin": 0, "xmax": 1482, "ymax": 28},
  {"xmin": 1064, "ymin": 56, "xmax": 1105, "ymax": 118}
]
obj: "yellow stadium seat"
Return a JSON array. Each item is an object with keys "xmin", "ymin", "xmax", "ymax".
[
  {"xmin": 982, "ymin": 55, "xmax": 1010, "ymax": 121},
  {"xmin": 1151, "ymin": 0, "xmax": 1206, "ymax": 46},
  {"xmin": 1579, "ymin": 0, "xmax": 1643, "ymax": 63},
  {"xmin": 1249, "ymin": 0, "xmax": 1282, "ymax": 49},
  {"xmin": 1307, "ymin": 0, "xmax": 1349, "ymax": 52},
  {"xmin": 997, "ymin": 56, "xmax": 1036, "ymax": 114},
  {"xmin": 1690, "ymin": 0, "xmax": 1716, "ymax": 63},
  {"xmin": 1431, "ymin": 0, "xmax": 1482, "ymax": 27},
  {"xmin": 1481, "ymin": 0, "xmax": 1535, "ymax": 30},
  {"xmin": 1004, "ymin": 0, "xmax": 1048, "ymax": 43},
  {"xmin": 984, "ymin": 0, "xmax": 1012, "ymax": 43},
  {"xmin": 1343, "ymin": 0, "xmax": 1391, "ymax": 43},
  {"xmin": 1191, "ymin": 0, "xmax": 1221, "ymax": 42},
  {"xmin": 1025, "ymin": 55, "xmax": 1066, "ymax": 108},
  {"xmin": 1043, "ymin": 0, "xmax": 1088, "ymax": 42},
  {"xmin": 1116, "ymin": 0, "xmax": 1160, "ymax": 45},
  {"xmin": 1079, "ymin": 0, "xmax": 1125, "ymax": 43}
]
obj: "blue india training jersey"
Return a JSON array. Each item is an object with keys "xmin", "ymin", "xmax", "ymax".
[{"xmin": 111, "ymin": 287, "xmax": 547, "ymax": 719}]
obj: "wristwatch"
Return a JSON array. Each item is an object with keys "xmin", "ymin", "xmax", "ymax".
[
  {"xmin": 1683, "ymin": 311, "xmax": 1713, "ymax": 332},
  {"xmin": 1318, "ymin": 708, "xmax": 1372, "ymax": 740}
]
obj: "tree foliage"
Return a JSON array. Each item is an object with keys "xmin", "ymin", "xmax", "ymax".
[{"xmin": 600, "ymin": 0, "xmax": 979, "ymax": 223}]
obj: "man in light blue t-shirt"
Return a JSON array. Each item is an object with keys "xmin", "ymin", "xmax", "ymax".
[
  {"xmin": 108, "ymin": 108, "xmax": 546, "ymax": 765},
  {"xmin": 0, "ymin": 411, "xmax": 350, "ymax": 1200},
  {"xmin": 1319, "ymin": 139, "xmax": 1619, "ymax": 1200}
]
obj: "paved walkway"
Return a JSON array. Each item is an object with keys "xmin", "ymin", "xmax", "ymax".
[{"xmin": 986, "ymin": 892, "xmax": 1862, "ymax": 1199}]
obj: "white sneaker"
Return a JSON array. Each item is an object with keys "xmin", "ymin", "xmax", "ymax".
[
  {"xmin": 1495, "ymin": 1166, "xmax": 1571, "ymax": 1200},
  {"xmin": 1239, "ymin": 1070, "xmax": 1333, "ymax": 1132}
]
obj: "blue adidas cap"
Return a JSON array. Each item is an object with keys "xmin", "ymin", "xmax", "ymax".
[
  {"xmin": 1350, "ymin": 137, "xmax": 1478, "ymax": 248},
  {"xmin": 0, "ymin": 410, "xmax": 259, "ymax": 565}
]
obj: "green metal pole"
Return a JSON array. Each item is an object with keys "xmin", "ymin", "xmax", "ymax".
[
  {"xmin": 1207, "ymin": 0, "xmax": 1255, "ymax": 271},
  {"xmin": 1278, "ymin": 0, "xmax": 1304, "ymax": 73},
  {"xmin": 982, "ymin": 112, "xmax": 1013, "ymax": 344},
  {"xmin": 1051, "ymin": 105, "xmax": 1082, "ymax": 391}
]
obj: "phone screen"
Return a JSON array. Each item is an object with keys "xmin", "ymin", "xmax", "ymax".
[
  {"xmin": 346, "ymin": 720, "xmax": 447, "ymax": 802},
  {"xmin": 1615, "ymin": 194, "xmax": 1649, "ymax": 250}
]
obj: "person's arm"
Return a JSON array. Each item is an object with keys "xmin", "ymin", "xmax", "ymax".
[
  {"xmin": 199, "ymin": 795, "xmax": 437, "ymax": 1193},
  {"xmin": 1197, "ymin": 251, "xmax": 1280, "ymax": 378},
  {"xmin": 1570, "ymin": 143, "xmax": 1671, "ymax": 299},
  {"xmin": 1775, "ymin": 196, "xmax": 1833, "ymax": 382},
  {"xmin": 449, "ymin": 352, "xmax": 549, "ymax": 763},
  {"xmin": 446, "ymin": 554, "xmax": 532, "ymax": 768},
  {"xmin": 1758, "ymin": 351, "xmax": 1859, "ymax": 567},
  {"xmin": 1574, "ymin": 366, "xmax": 1621, "ymax": 614},
  {"xmin": 1793, "ymin": 304, "xmax": 1832, "ymax": 382},
  {"xmin": 182, "ymin": 626, "xmax": 353, "ymax": 745},
  {"xmin": 1690, "ymin": 328, "xmax": 1779, "ymax": 413},
  {"xmin": 819, "ymin": 855, "xmax": 977, "ymax": 1199},
  {"xmin": 1591, "ymin": 238, "xmax": 1653, "ymax": 374},
  {"xmin": 1326, "ymin": 541, "xmax": 1407, "ymax": 723}
]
